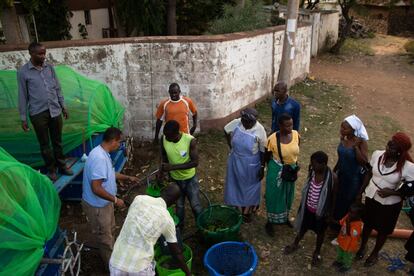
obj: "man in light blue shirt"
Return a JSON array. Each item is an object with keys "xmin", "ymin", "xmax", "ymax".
[{"xmin": 81, "ymin": 127, "xmax": 138, "ymax": 267}]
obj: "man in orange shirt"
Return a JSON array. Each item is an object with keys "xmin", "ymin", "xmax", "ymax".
[{"xmin": 154, "ymin": 83, "xmax": 198, "ymax": 143}]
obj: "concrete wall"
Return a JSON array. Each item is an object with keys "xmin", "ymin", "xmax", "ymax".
[
  {"xmin": 317, "ymin": 11, "xmax": 339, "ymax": 53},
  {"xmin": 0, "ymin": 25, "xmax": 312, "ymax": 139},
  {"xmin": 279, "ymin": 8, "xmax": 339, "ymax": 56},
  {"xmin": 69, "ymin": 9, "xmax": 110, "ymax": 40}
]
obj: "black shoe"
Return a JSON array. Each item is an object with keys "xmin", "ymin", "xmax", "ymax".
[
  {"xmin": 332, "ymin": 261, "xmax": 342, "ymax": 268},
  {"xmin": 337, "ymin": 265, "xmax": 351, "ymax": 273},
  {"xmin": 60, "ymin": 167, "xmax": 74, "ymax": 176},
  {"xmin": 265, "ymin": 222, "xmax": 275, "ymax": 237}
]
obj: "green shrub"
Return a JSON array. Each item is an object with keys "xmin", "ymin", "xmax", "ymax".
[{"xmin": 206, "ymin": 0, "xmax": 270, "ymax": 34}]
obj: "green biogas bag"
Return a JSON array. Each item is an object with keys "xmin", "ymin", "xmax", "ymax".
[
  {"xmin": 0, "ymin": 147, "xmax": 61, "ymax": 275},
  {"xmin": 0, "ymin": 65, "xmax": 124, "ymax": 167}
]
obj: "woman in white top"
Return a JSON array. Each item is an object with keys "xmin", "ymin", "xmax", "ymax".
[{"xmin": 356, "ymin": 132, "xmax": 414, "ymax": 267}]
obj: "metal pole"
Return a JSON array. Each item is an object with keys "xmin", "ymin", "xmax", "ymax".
[
  {"xmin": 278, "ymin": 0, "xmax": 300, "ymax": 86},
  {"xmin": 31, "ymin": 14, "xmax": 39, "ymax": 42}
]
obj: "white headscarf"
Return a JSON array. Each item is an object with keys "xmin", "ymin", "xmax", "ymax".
[{"xmin": 344, "ymin": 115, "xmax": 369, "ymax": 140}]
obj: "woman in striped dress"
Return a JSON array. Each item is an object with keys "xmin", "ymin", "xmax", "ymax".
[{"xmin": 284, "ymin": 151, "xmax": 337, "ymax": 266}]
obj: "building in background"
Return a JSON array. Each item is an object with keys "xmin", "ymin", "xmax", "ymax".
[{"xmin": 68, "ymin": 0, "xmax": 117, "ymax": 40}]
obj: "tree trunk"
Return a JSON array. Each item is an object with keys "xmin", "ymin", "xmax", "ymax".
[
  {"xmin": 330, "ymin": 17, "xmax": 353, "ymax": 54},
  {"xmin": 167, "ymin": 0, "xmax": 177, "ymax": 35},
  {"xmin": 1, "ymin": 6, "xmax": 25, "ymax": 44}
]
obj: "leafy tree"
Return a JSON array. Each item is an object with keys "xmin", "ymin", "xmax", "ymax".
[
  {"xmin": 330, "ymin": 0, "xmax": 356, "ymax": 53},
  {"xmin": 176, "ymin": 0, "xmax": 236, "ymax": 34},
  {"xmin": 116, "ymin": 0, "xmax": 165, "ymax": 36},
  {"xmin": 206, "ymin": 0, "xmax": 269, "ymax": 34},
  {"xmin": 33, "ymin": 0, "xmax": 72, "ymax": 41}
]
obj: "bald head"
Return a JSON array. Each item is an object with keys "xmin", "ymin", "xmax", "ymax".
[{"xmin": 161, "ymin": 184, "xmax": 181, "ymax": 207}]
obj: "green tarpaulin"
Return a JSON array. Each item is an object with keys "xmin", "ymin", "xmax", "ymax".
[
  {"xmin": 0, "ymin": 65, "xmax": 125, "ymax": 167},
  {"xmin": 0, "ymin": 147, "xmax": 61, "ymax": 275}
]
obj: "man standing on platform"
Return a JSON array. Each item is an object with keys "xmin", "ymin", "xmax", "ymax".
[{"xmin": 18, "ymin": 42, "xmax": 72, "ymax": 181}]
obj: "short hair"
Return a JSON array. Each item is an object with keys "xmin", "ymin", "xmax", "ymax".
[
  {"xmin": 103, "ymin": 127, "xmax": 122, "ymax": 142},
  {"xmin": 274, "ymin": 81, "xmax": 287, "ymax": 93},
  {"xmin": 310, "ymin": 151, "xmax": 329, "ymax": 165},
  {"xmin": 163, "ymin": 120, "xmax": 180, "ymax": 135},
  {"xmin": 277, "ymin": 113, "xmax": 292, "ymax": 125},
  {"xmin": 169, "ymin": 83, "xmax": 180, "ymax": 92},
  {"xmin": 28, "ymin": 42, "xmax": 43, "ymax": 53}
]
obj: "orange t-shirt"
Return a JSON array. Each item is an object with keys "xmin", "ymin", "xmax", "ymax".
[
  {"xmin": 155, "ymin": 96, "xmax": 197, "ymax": 134},
  {"xmin": 337, "ymin": 215, "xmax": 363, "ymax": 253}
]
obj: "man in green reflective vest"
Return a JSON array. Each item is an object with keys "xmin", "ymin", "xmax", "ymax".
[{"xmin": 160, "ymin": 120, "xmax": 203, "ymax": 230}]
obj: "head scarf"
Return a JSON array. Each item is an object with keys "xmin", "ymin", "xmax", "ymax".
[
  {"xmin": 344, "ymin": 115, "xmax": 369, "ymax": 140},
  {"xmin": 391, "ymin": 132, "xmax": 413, "ymax": 172},
  {"xmin": 241, "ymin": 108, "xmax": 258, "ymax": 124}
]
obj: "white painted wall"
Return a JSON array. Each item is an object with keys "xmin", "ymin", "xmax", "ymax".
[
  {"xmin": 69, "ymin": 8, "xmax": 110, "ymax": 40},
  {"xmin": 0, "ymin": 25, "xmax": 312, "ymax": 139}
]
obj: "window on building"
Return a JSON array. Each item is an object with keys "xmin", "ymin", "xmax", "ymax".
[{"xmin": 84, "ymin": 10, "xmax": 92, "ymax": 25}]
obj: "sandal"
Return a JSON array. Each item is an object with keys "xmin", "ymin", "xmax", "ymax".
[
  {"xmin": 355, "ymin": 248, "xmax": 366, "ymax": 261},
  {"xmin": 284, "ymin": 244, "xmax": 299, "ymax": 255},
  {"xmin": 312, "ymin": 253, "xmax": 322, "ymax": 267},
  {"xmin": 364, "ymin": 255, "xmax": 379, "ymax": 267}
]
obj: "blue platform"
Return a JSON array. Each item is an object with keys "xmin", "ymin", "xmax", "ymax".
[{"xmin": 55, "ymin": 133, "xmax": 127, "ymax": 201}]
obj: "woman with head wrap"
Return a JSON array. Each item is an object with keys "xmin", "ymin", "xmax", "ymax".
[
  {"xmin": 224, "ymin": 108, "xmax": 267, "ymax": 222},
  {"xmin": 356, "ymin": 132, "xmax": 414, "ymax": 267},
  {"xmin": 332, "ymin": 115, "xmax": 369, "ymax": 225}
]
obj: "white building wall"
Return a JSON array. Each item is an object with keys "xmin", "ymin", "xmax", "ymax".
[{"xmin": 69, "ymin": 8, "xmax": 110, "ymax": 40}]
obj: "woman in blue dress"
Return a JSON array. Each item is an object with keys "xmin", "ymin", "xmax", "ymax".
[
  {"xmin": 224, "ymin": 108, "xmax": 267, "ymax": 222},
  {"xmin": 333, "ymin": 115, "xmax": 369, "ymax": 226}
]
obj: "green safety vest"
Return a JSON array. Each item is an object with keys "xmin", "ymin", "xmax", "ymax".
[{"xmin": 163, "ymin": 133, "xmax": 196, "ymax": 180}]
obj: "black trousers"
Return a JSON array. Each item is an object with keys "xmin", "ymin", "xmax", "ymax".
[{"xmin": 30, "ymin": 110, "xmax": 66, "ymax": 171}]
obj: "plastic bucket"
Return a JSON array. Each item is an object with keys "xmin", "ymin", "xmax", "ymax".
[{"xmin": 155, "ymin": 243, "xmax": 192, "ymax": 276}]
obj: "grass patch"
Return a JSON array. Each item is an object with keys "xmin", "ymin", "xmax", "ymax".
[{"xmin": 342, "ymin": 38, "xmax": 375, "ymax": 56}]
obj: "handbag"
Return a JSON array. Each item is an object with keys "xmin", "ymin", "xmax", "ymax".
[{"xmin": 276, "ymin": 132, "xmax": 299, "ymax": 182}]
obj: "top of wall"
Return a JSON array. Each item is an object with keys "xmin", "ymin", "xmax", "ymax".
[{"xmin": 0, "ymin": 24, "xmax": 312, "ymax": 53}]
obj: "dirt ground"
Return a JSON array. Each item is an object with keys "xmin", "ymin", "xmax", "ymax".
[
  {"xmin": 60, "ymin": 34, "xmax": 414, "ymax": 275},
  {"xmin": 311, "ymin": 35, "xmax": 414, "ymax": 139}
]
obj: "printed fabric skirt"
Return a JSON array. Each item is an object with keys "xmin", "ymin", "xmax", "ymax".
[{"xmin": 265, "ymin": 159, "xmax": 296, "ymax": 224}]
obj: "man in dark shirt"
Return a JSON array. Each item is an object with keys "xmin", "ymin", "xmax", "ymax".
[
  {"xmin": 18, "ymin": 42, "xmax": 73, "ymax": 180},
  {"xmin": 271, "ymin": 81, "xmax": 301, "ymax": 133}
]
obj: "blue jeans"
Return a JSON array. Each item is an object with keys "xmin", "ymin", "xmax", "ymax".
[{"xmin": 174, "ymin": 175, "xmax": 203, "ymax": 229}]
